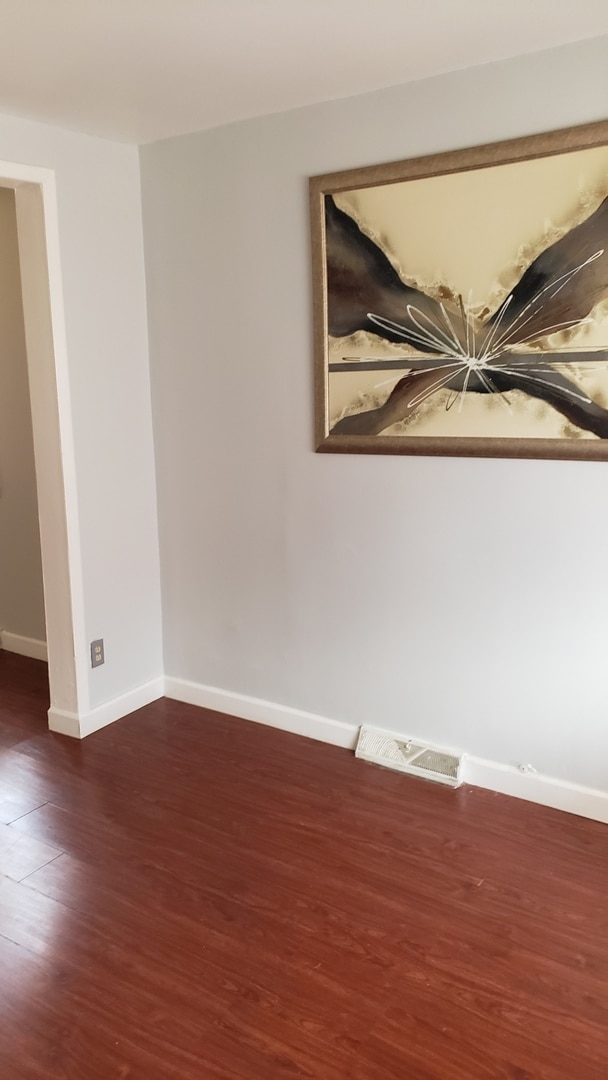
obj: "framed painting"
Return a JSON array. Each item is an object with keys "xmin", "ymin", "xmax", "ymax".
[{"xmin": 310, "ymin": 121, "xmax": 608, "ymax": 459}]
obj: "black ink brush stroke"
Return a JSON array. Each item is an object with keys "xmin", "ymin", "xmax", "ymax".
[
  {"xmin": 325, "ymin": 195, "xmax": 464, "ymax": 348},
  {"xmin": 486, "ymin": 197, "xmax": 608, "ymax": 346}
]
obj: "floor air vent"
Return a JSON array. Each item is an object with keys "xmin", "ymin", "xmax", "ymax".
[{"xmin": 355, "ymin": 726, "xmax": 462, "ymax": 787}]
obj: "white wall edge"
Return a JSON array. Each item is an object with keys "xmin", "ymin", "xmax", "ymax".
[
  {"xmin": 35, "ymin": 170, "xmax": 90, "ymax": 710},
  {"xmin": 164, "ymin": 676, "xmax": 359, "ymax": 749},
  {"xmin": 1, "ymin": 631, "xmax": 48, "ymax": 662},
  {"xmin": 461, "ymin": 755, "xmax": 608, "ymax": 824},
  {"xmin": 48, "ymin": 676, "xmax": 165, "ymax": 739}
]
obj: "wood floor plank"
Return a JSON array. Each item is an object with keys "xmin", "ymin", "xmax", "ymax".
[
  {"xmin": 1, "ymin": 653, "xmax": 608, "ymax": 1078},
  {"xmin": 0, "ymin": 779, "xmax": 47, "ymax": 825},
  {"xmin": 0, "ymin": 822, "xmax": 62, "ymax": 880}
]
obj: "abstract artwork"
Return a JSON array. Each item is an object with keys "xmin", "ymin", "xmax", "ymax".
[{"xmin": 310, "ymin": 121, "xmax": 608, "ymax": 459}]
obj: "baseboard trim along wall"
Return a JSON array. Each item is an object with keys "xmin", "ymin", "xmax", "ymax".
[
  {"xmin": 164, "ymin": 676, "xmax": 359, "ymax": 749},
  {"xmin": 462, "ymin": 756, "xmax": 608, "ymax": 826},
  {"xmin": 43, "ymin": 669, "xmax": 608, "ymax": 825},
  {"xmin": 48, "ymin": 677, "xmax": 165, "ymax": 738},
  {"xmin": 164, "ymin": 677, "xmax": 608, "ymax": 824},
  {"xmin": 1, "ymin": 630, "xmax": 48, "ymax": 662}
]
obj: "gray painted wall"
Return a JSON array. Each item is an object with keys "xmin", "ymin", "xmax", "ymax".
[
  {"xmin": 141, "ymin": 37, "xmax": 608, "ymax": 790},
  {"xmin": 0, "ymin": 187, "xmax": 45, "ymax": 642}
]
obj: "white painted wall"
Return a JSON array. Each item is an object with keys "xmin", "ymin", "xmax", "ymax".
[
  {"xmin": 0, "ymin": 187, "xmax": 45, "ymax": 643},
  {"xmin": 141, "ymin": 36, "xmax": 608, "ymax": 794},
  {"xmin": 0, "ymin": 112, "xmax": 163, "ymax": 710}
]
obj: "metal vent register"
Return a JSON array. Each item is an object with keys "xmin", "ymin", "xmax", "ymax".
[{"xmin": 355, "ymin": 726, "xmax": 462, "ymax": 787}]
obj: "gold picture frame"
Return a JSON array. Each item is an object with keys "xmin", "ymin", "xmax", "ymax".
[{"xmin": 310, "ymin": 121, "xmax": 608, "ymax": 459}]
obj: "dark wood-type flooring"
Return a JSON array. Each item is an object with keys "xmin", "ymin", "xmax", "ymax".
[{"xmin": 1, "ymin": 651, "xmax": 607, "ymax": 1079}]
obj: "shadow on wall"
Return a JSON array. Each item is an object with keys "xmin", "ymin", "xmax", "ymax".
[{"xmin": 0, "ymin": 187, "xmax": 46, "ymax": 660}]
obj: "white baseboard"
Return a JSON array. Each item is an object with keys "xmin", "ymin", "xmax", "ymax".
[
  {"xmin": 46, "ymin": 666, "xmax": 608, "ymax": 824},
  {"xmin": 164, "ymin": 676, "xmax": 359, "ymax": 749},
  {"xmin": 47, "ymin": 707, "xmax": 82, "ymax": 738},
  {"xmin": 462, "ymin": 755, "xmax": 608, "ymax": 825},
  {"xmin": 48, "ymin": 677, "xmax": 165, "ymax": 739},
  {"xmin": 165, "ymin": 677, "xmax": 608, "ymax": 823},
  {"xmin": 1, "ymin": 631, "xmax": 48, "ymax": 662}
]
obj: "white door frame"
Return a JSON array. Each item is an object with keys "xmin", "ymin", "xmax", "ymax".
[{"xmin": 0, "ymin": 160, "xmax": 88, "ymax": 726}]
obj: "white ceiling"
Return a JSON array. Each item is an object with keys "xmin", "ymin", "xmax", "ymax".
[{"xmin": 0, "ymin": 1, "xmax": 607, "ymax": 144}]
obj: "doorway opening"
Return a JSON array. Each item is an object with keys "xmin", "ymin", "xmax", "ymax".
[
  {"xmin": 0, "ymin": 187, "xmax": 46, "ymax": 668},
  {"xmin": 0, "ymin": 162, "xmax": 87, "ymax": 732}
]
